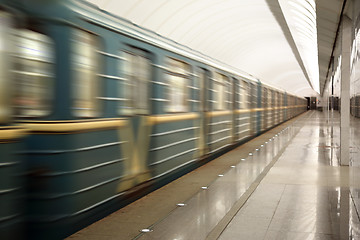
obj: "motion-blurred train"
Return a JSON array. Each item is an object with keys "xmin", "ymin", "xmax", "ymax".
[{"xmin": 0, "ymin": 0, "xmax": 307, "ymax": 239}]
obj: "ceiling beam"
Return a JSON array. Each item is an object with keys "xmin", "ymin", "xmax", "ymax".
[{"xmin": 320, "ymin": 0, "xmax": 347, "ymax": 95}]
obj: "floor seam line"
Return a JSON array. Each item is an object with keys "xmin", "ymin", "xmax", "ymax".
[{"xmin": 206, "ymin": 113, "xmax": 308, "ymax": 240}]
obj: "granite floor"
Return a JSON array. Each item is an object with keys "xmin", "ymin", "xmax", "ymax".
[{"xmin": 69, "ymin": 111, "xmax": 360, "ymax": 240}]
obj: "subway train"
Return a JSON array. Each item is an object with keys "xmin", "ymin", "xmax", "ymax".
[{"xmin": 0, "ymin": 0, "xmax": 307, "ymax": 239}]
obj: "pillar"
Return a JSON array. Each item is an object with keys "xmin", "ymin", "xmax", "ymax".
[{"xmin": 340, "ymin": 16, "xmax": 352, "ymax": 166}]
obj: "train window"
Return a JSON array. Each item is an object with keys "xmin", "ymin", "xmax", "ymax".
[
  {"xmin": 262, "ymin": 88, "xmax": 267, "ymax": 108},
  {"xmin": 197, "ymin": 68, "xmax": 207, "ymax": 112},
  {"xmin": 233, "ymin": 78, "xmax": 240, "ymax": 109},
  {"xmin": 251, "ymin": 84, "xmax": 257, "ymax": 109},
  {"xmin": 12, "ymin": 29, "xmax": 54, "ymax": 117},
  {"xmin": 0, "ymin": 11, "xmax": 13, "ymax": 122},
  {"xmin": 226, "ymin": 77, "xmax": 232, "ymax": 109},
  {"xmin": 240, "ymin": 80, "xmax": 249, "ymax": 109},
  {"xmin": 166, "ymin": 58, "xmax": 189, "ymax": 112},
  {"xmin": 72, "ymin": 30, "xmax": 99, "ymax": 117},
  {"xmin": 213, "ymin": 72, "xmax": 229, "ymax": 110},
  {"xmin": 120, "ymin": 50, "xmax": 150, "ymax": 115},
  {"xmin": 273, "ymin": 91, "xmax": 276, "ymax": 107},
  {"xmin": 274, "ymin": 92, "xmax": 277, "ymax": 107},
  {"xmin": 268, "ymin": 89, "xmax": 272, "ymax": 108}
]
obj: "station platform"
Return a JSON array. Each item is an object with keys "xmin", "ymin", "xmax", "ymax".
[{"xmin": 68, "ymin": 111, "xmax": 360, "ymax": 240}]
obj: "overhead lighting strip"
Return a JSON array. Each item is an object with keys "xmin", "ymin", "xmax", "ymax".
[{"xmin": 279, "ymin": 0, "xmax": 320, "ymax": 93}]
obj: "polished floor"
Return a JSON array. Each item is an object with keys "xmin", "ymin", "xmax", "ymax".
[
  {"xmin": 69, "ymin": 111, "xmax": 360, "ymax": 240},
  {"xmin": 219, "ymin": 111, "xmax": 356, "ymax": 240}
]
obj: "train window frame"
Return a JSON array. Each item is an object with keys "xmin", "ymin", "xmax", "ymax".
[
  {"xmin": 12, "ymin": 27, "xmax": 55, "ymax": 118},
  {"xmin": 250, "ymin": 83, "xmax": 257, "ymax": 109},
  {"xmin": 226, "ymin": 76, "xmax": 232, "ymax": 110},
  {"xmin": 263, "ymin": 87, "xmax": 268, "ymax": 109},
  {"xmin": 165, "ymin": 57, "xmax": 190, "ymax": 113},
  {"xmin": 119, "ymin": 48, "xmax": 151, "ymax": 115},
  {"xmin": 272, "ymin": 90, "xmax": 275, "ymax": 107},
  {"xmin": 213, "ymin": 71, "xmax": 229, "ymax": 111},
  {"xmin": 239, "ymin": 80, "xmax": 249, "ymax": 109},
  {"xmin": 71, "ymin": 29, "xmax": 100, "ymax": 118},
  {"xmin": 197, "ymin": 67, "xmax": 208, "ymax": 112},
  {"xmin": 267, "ymin": 88, "xmax": 272, "ymax": 109},
  {"xmin": 0, "ymin": 10, "xmax": 13, "ymax": 122},
  {"xmin": 274, "ymin": 92, "xmax": 277, "ymax": 107}
]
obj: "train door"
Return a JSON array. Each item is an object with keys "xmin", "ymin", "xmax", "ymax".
[
  {"xmin": 256, "ymin": 83, "xmax": 262, "ymax": 134},
  {"xmin": 197, "ymin": 67, "xmax": 210, "ymax": 156},
  {"xmin": 233, "ymin": 77, "xmax": 240, "ymax": 141},
  {"xmin": 238, "ymin": 79, "xmax": 250, "ymax": 141},
  {"xmin": 262, "ymin": 87, "xmax": 267, "ymax": 131},
  {"xmin": 208, "ymin": 71, "xmax": 232, "ymax": 153},
  {"xmin": 267, "ymin": 88, "xmax": 271, "ymax": 129},
  {"xmin": 271, "ymin": 90, "xmax": 275, "ymax": 126},
  {"xmin": 250, "ymin": 83, "xmax": 257, "ymax": 135},
  {"xmin": 276, "ymin": 92, "xmax": 280, "ymax": 124},
  {"xmin": 279, "ymin": 92, "xmax": 282, "ymax": 123},
  {"xmin": 268, "ymin": 89, "xmax": 273, "ymax": 129},
  {"xmin": 118, "ymin": 46, "xmax": 153, "ymax": 187},
  {"xmin": 283, "ymin": 93, "xmax": 286, "ymax": 121},
  {"xmin": 230, "ymin": 77, "xmax": 236, "ymax": 143},
  {"xmin": 280, "ymin": 92, "xmax": 283, "ymax": 122}
]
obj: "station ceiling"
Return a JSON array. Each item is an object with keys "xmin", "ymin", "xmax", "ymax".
[{"xmin": 87, "ymin": 0, "xmax": 344, "ymax": 97}]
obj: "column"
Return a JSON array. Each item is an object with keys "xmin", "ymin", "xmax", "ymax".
[{"xmin": 340, "ymin": 16, "xmax": 352, "ymax": 166}]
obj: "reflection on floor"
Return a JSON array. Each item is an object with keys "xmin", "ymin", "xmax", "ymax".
[
  {"xmin": 68, "ymin": 111, "xmax": 360, "ymax": 240},
  {"xmin": 219, "ymin": 111, "xmax": 359, "ymax": 240}
]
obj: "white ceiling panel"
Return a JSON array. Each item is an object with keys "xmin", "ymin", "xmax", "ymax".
[{"xmin": 86, "ymin": 0, "xmax": 344, "ymax": 97}]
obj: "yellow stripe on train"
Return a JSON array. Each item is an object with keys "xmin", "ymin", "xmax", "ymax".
[
  {"xmin": 0, "ymin": 127, "xmax": 28, "ymax": 141},
  {"xmin": 18, "ymin": 119, "xmax": 128, "ymax": 133}
]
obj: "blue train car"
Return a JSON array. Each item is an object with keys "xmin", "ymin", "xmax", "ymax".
[
  {"xmin": 0, "ymin": 7, "xmax": 26, "ymax": 239},
  {"xmin": 0, "ymin": 128, "xmax": 25, "ymax": 240},
  {"xmin": 0, "ymin": 0, "xmax": 307, "ymax": 239}
]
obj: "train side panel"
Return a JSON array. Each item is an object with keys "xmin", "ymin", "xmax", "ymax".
[{"xmin": 0, "ymin": 0, "xmax": 309, "ymax": 239}]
